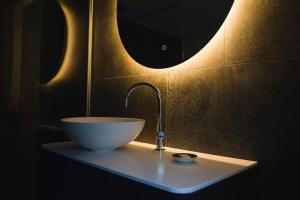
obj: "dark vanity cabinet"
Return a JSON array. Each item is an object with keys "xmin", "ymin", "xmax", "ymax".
[{"xmin": 40, "ymin": 149, "xmax": 258, "ymax": 200}]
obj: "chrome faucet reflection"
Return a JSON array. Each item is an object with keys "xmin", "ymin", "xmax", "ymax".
[{"xmin": 124, "ymin": 82, "xmax": 165, "ymax": 151}]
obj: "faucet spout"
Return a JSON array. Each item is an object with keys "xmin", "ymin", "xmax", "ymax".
[{"xmin": 124, "ymin": 82, "xmax": 165, "ymax": 151}]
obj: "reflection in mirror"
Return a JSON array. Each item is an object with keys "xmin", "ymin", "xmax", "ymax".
[
  {"xmin": 40, "ymin": 0, "xmax": 66, "ymax": 84},
  {"xmin": 117, "ymin": 0, "xmax": 234, "ymax": 68}
]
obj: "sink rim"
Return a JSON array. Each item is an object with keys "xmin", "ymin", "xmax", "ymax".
[
  {"xmin": 61, "ymin": 117, "xmax": 145, "ymax": 124},
  {"xmin": 61, "ymin": 117, "xmax": 145, "ymax": 151}
]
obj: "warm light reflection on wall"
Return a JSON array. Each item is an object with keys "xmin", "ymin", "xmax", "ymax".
[{"xmin": 46, "ymin": 0, "xmax": 76, "ymax": 86}]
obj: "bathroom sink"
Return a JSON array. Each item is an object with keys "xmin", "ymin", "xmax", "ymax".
[{"xmin": 61, "ymin": 117, "xmax": 145, "ymax": 151}]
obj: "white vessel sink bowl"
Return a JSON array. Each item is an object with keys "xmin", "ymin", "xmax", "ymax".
[{"xmin": 61, "ymin": 117, "xmax": 145, "ymax": 151}]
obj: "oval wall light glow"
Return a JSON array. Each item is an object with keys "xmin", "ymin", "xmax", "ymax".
[
  {"xmin": 46, "ymin": 0, "xmax": 89, "ymax": 87},
  {"xmin": 46, "ymin": 0, "xmax": 76, "ymax": 86}
]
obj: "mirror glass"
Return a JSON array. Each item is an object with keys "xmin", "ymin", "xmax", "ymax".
[
  {"xmin": 39, "ymin": 0, "xmax": 66, "ymax": 84},
  {"xmin": 117, "ymin": 0, "xmax": 234, "ymax": 68}
]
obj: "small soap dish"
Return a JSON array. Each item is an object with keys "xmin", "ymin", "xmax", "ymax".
[{"xmin": 172, "ymin": 153, "xmax": 197, "ymax": 163}]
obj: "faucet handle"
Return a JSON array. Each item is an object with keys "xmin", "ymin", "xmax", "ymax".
[
  {"xmin": 156, "ymin": 131, "xmax": 165, "ymax": 151},
  {"xmin": 158, "ymin": 131, "xmax": 164, "ymax": 138}
]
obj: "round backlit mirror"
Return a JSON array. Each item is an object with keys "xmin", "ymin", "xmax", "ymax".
[{"xmin": 117, "ymin": 0, "xmax": 234, "ymax": 68}]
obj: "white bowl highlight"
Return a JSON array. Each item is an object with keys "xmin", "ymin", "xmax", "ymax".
[{"xmin": 61, "ymin": 117, "xmax": 145, "ymax": 151}]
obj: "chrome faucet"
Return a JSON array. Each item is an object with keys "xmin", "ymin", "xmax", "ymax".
[{"xmin": 124, "ymin": 82, "xmax": 165, "ymax": 151}]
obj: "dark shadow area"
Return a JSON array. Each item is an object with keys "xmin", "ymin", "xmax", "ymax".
[{"xmin": 0, "ymin": 0, "xmax": 88, "ymax": 199}]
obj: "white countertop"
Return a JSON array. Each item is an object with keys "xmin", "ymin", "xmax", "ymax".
[{"xmin": 42, "ymin": 141, "xmax": 257, "ymax": 194}]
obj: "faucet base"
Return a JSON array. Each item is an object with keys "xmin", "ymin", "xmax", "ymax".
[
  {"xmin": 155, "ymin": 147, "xmax": 165, "ymax": 151},
  {"xmin": 156, "ymin": 135, "xmax": 165, "ymax": 151}
]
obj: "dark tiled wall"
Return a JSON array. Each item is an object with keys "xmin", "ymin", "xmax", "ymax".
[{"xmin": 92, "ymin": 0, "xmax": 300, "ymax": 199}]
